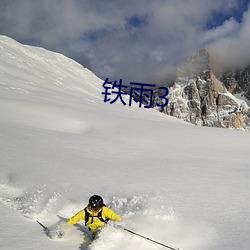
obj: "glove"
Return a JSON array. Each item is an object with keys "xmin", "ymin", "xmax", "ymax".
[
  {"xmin": 55, "ymin": 223, "xmax": 71, "ymax": 238},
  {"xmin": 56, "ymin": 230, "xmax": 64, "ymax": 238}
]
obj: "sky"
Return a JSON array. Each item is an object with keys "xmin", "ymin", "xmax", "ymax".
[{"xmin": 0, "ymin": 0, "xmax": 249, "ymax": 85}]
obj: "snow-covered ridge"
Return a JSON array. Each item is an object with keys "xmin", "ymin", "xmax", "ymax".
[
  {"xmin": 0, "ymin": 35, "xmax": 103, "ymax": 98},
  {"xmin": 0, "ymin": 35, "xmax": 106, "ymax": 134}
]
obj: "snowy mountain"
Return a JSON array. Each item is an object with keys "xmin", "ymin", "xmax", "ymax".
[
  {"xmin": 0, "ymin": 36, "xmax": 250, "ymax": 250},
  {"xmin": 217, "ymin": 65, "xmax": 250, "ymax": 101},
  {"xmin": 160, "ymin": 49, "xmax": 250, "ymax": 129}
]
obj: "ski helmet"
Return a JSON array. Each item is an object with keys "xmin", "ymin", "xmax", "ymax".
[{"xmin": 89, "ymin": 195, "xmax": 104, "ymax": 210}]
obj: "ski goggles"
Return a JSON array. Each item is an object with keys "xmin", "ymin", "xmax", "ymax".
[{"xmin": 89, "ymin": 204, "xmax": 101, "ymax": 212}]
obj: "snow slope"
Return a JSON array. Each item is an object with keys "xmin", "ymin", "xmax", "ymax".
[{"xmin": 0, "ymin": 35, "xmax": 250, "ymax": 250}]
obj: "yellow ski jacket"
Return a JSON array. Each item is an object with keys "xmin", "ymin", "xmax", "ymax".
[{"xmin": 67, "ymin": 206, "xmax": 121, "ymax": 233}]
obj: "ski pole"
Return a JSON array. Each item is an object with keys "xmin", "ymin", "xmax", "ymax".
[
  {"xmin": 37, "ymin": 220, "xmax": 48, "ymax": 231},
  {"xmin": 122, "ymin": 227, "xmax": 180, "ymax": 250}
]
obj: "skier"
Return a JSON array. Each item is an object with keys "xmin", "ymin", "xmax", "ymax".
[{"xmin": 66, "ymin": 194, "xmax": 121, "ymax": 239}]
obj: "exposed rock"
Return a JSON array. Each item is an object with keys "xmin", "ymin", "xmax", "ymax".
[
  {"xmin": 217, "ymin": 66, "xmax": 250, "ymax": 100},
  {"xmin": 156, "ymin": 49, "xmax": 250, "ymax": 130}
]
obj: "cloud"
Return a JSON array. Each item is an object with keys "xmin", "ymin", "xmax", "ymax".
[
  {"xmin": 209, "ymin": 3, "xmax": 250, "ymax": 69},
  {"xmin": 0, "ymin": 0, "xmax": 249, "ymax": 84},
  {"xmin": 200, "ymin": 18, "xmax": 240, "ymax": 45}
]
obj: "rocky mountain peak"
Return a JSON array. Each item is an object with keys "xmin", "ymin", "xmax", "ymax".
[
  {"xmin": 177, "ymin": 49, "xmax": 210, "ymax": 78},
  {"xmin": 157, "ymin": 49, "xmax": 250, "ymax": 130}
]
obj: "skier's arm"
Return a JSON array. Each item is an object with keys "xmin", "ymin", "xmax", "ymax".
[
  {"xmin": 104, "ymin": 207, "xmax": 122, "ymax": 222},
  {"xmin": 67, "ymin": 209, "xmax": 85, "ymax": 225}
]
